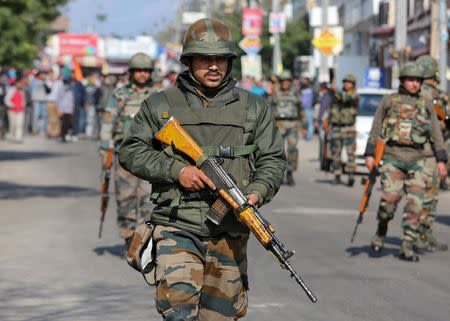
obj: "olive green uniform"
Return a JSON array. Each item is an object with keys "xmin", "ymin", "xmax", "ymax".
[
  {"xmin": 118, "ymin": 71, "xmax": 286, "ymax": 320},
  {"xmin": 100, "ymin": 83, "xmax": 157, "ymax": 239}
]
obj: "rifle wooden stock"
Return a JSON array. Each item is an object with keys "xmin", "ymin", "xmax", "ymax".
[
  {"xmin": 434, "ymin": 103, "xmax": 447, "ymax": 121},
  {"xmin": 155, "ymin": 117, "xmax": 204, "ymax": 163},
  {"xmin": 99, "ymin": 146, "xmax": 114, "ymax": 238},
  {"xmin": 323, "ymin": 117, "xmax": 329, "ymax": 134},
  {"xmin": 374, "ymin": 138, "xmax": 386, "ymax": 167}
]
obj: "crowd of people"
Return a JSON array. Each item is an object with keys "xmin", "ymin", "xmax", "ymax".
[{"xmin": 0, "ymin": 68, "xmax": 178, "ymax": 143}]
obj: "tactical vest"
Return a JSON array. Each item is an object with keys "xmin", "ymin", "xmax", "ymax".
[
  {"xmin": 113, "ymin": 86, "xmax": 154, "ymax": 143},
  {"xmin": 383, "ymin": 93, "xmax": 431, "ymax": 146},
  {"xmin": 148, "ymin": 86, "xmax": 259, "ymax": 237},
  {"xmin": 272, "ymin": 89, "xmax": 300, "ymax": 120},
  {"xmin": 329, "ymin": 90, "xmax": 358, "ymax": 126}
]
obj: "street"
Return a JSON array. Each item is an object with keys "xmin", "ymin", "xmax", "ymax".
[{"xmin": 1, "ymin": 135, "xmax": 449, "ymax": 321}]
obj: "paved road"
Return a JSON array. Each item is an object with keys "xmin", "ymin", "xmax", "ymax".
[{"xmin": 1, "ymin": 135, "xmax": 449, "ymax": 321}]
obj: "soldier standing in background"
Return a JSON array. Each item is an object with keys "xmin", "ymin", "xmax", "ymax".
[
  {"xmin": 416, "ymin": 55, "xmax": 449, "ymax": 252},
  {"xmin": 99, "ymin": 52, "xmax": 157, "ymax": 253},
  {"xmin": 269, "ymin": 70, "xmax": 305, "ymax": 185},
  {"xmin": 329, "ymin": 74, "xmax": 359, "ymax": 186},
  {"xmin": 365, "ymin": 62, "xmax": 447, "ymax": 262}
]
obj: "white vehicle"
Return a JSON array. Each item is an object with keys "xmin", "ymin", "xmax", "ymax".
[{"xmin": 319, "ymin": 87, "xmax": 395, "ymax": 172}]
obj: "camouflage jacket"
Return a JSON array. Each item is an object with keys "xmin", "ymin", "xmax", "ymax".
[
  {"xmin": 118, "ymin": 72, "xmax": 287, "ymax": 237},
  {"xmin": 365, "ymin": 85, "xmax": 447, "ymax": 163},
  {"xmin": 100, "ymin": 82, "xmax": 157, "ymax": 150},
  {"xmin": 269, "ymin": 88, "xmax": 304, "ymax": 120},
  {"xmin": 328, "ymin": 89, "xmax": 359, "ymax": 126}
]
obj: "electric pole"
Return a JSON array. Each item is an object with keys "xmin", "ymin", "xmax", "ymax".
[
  {"xmin": 392, "ymin": 0, "xmax": 408, "ymax": 88},
  {"xmin": 320, "ymin": 0, "xmax": 328, "ymax": 82},
  {"xmin": 272, "ymin": 0, "xmax": 282, "ymax": 75},
  {"xmin": 439, "ymin": 0, "xmax": 448, "ymax": 90}
]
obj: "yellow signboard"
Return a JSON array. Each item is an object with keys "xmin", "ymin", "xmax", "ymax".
[{"xmin": 312, "ymin": 28, "xmax": 339, "ymax": 56}]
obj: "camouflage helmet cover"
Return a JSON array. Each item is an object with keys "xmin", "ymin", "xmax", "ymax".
[
  {"xmin": 180, "ymin": 18, "xmax": 237, "ymax": 64},
  {"xmin": 128, "ymin": 52, "xmax": 154, "ymax": 70},
  {"xmin": 399, "ymin": 62, "xmax": 424, "ymax": 79},
  {"xmin": 343, "ymin": 74, "xmax": 356, "ymax": 84},
  {"xmin": 416, "ymin": 55, "xmax": 438, "ymax": 78},
  {"xmin": 278, "ymin": 70, "xmax": 293, "ymax": 81}
]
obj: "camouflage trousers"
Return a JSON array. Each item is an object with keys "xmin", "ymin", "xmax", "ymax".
[
  {"xmin": 276, "ymin": 120, "xmax": 299, "ymax": 171},
  {"xmin": 377, "ymin": 158, "xmax": 426, "ymax": 241},
  {"xmin": 419, "ymin": 157, "xmax": 439, "ymax": 227},
  {"xmin": 153, "ymin": 225, "xmax": 249, "ymax": 321},
  {"xmin": 330, "ymin": 125, "xmax": 356, "ymax": 175},
  {"xmin": 114, "ymin": 161, "xmax": 152, "ymax": 239}
]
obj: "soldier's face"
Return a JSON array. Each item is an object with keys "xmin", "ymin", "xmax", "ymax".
[
  {"xmin": 280, "ymin": 80, "xmax": 291, "ymax": 91},
  {"xmin": 402, "ymin": 77, "xmax": 422, "ymax": 94},
  {"xmin": 132, "ymin": 69, "xmax": 151, "ymax": 86},
  {"xmin": 191, "ymin": 56, "xmax": 228, "ymax": 88},
  {"xmin": 343, "ymin": 81, "xmax": 354, "ymax": 91}
]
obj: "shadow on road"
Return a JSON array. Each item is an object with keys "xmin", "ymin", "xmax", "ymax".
[
  {"xmin": 0, "ymin": 150, "xmax": 69, "ymax": 161},
  {"xmin": 435, "ymin": 215, "xmax": 450, "ymax": 227},
  {"xmin": 346, "ymin": 236, "xmax": 401, "ymax": 258},
  {"xmin": 0, "ymin": 181, "xmax": 98, "ymax": 199},
  {"xmin": 93, "ymin": 244, "xmax": 124, "ymax": 257}
]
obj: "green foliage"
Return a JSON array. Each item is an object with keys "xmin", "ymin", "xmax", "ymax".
[
  {"xmin": 213, "ymin": 6, "xmax": 312, "ymax": 79},
  {"xmin": 0, "ymin": 0, "xmax": 68, "ymax": 69}
]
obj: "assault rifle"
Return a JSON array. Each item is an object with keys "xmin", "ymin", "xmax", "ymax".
[
  {"xmin": 434, "ymin": 101, "xmax": 450, "ymax": 130},
  {"xmin": 99, "ymin": 142, "xmax": 114, "ymax": 238},
  {"xmin": 350, "ymin": 138, "xmax": 386, "ymax": 243},
  {"xmin": 156, "ymin": 117, "xmax": 318, "ymax": 303}
]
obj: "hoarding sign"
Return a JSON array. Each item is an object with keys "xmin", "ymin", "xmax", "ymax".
[
  {"xmin": 239, "ymin": 36, "xmax": 263, "ymax": 55},
  {"xmin": 269, "ymin": 12, "xmax": 286, "ymax": 33},
  {"xmin": 58, "ymin": 33, "xmax": 98, "ymax": 56},
  {"xmin": 242, "ymin": 8, "xmax": 263, "ymax": 36}
]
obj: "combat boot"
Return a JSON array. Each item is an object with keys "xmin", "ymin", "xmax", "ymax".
[
  {"xmin": 370, "ymin": 223, "xmax": 387, "ymax": 253},
  {"xmin": 439, "ymin": 179, "xmax": 448, "ymax": 191},
  {"xmin": 347, "ymin": 173, "xmax": 355, "ymax": 187},
  {"xmin": 422, "ymin": 228, "xmax": 448, "ymax": 252},
  {"xmin": 286, "ymin": 170, "xmax": 295, "ymax": 186},
  {"xmin": 399, "ymin": 240, "xmax": 420, "ymax": 262},
  {"xmin": 332, "ymin": 175, "xmax": 341, "ymax": 185}
]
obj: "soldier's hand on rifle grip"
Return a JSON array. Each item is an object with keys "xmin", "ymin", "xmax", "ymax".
[
  {"xmin": 436, "ymin": 162, "xmax": 448, "ymax": 180},
  {"xmin": 100, "ymin": 150, "xmax": 108, "ymax": 169},
  {"xmin": 365, "ymin": 156, "xmax": 375, "ymax": 171},
  {"xmin": 246, "ymin": 193, "xmax": 259, "ymax": 208},
  {"xmin": 179, "ymin": 165, "xmax": 216, "ymax": 192}
]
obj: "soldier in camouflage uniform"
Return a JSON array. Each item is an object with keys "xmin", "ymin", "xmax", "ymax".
[
  {"xmin": 329, "ymin": 74, "xmax": 359, "ymax": 186},
  {"xmin": 416, "ymin": 55, "xmax": 449, "ymax": 251},
  {"xmin": 100, "ymin": 52, "xmax": 157, "ymax": 249},
  {"xmin": 269, "ymin": 70, "xmax": 305, "ymax": 186},
  {"xmin": 365, "ymin": 62, "xmax": 447, "ymax": 262},
  {"xmin": 118, "ymin": 18, "xmax": 286, "ymax": 320}
]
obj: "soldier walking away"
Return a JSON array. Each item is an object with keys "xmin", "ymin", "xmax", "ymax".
[
  {"xmin": 118, "ymin": 18, "xmax": 286, "ymax": 321},
  {"xmin": 416, "ymin": 55, "xmax": 449, "ymax": 252},
  {"xmin": 99, "ymin": 52, "xmax": 157, "ymax": 254},
  {"xmin": 329, "ymin": 74, "xmax": 359, "ymax": 186},
  {"xmin": 365, "ymin": 62, "xmax": 447, "ymax": 262},
  {"xmin": 269, "ymin": 70, "xmax": 305, "ymax": 186}
]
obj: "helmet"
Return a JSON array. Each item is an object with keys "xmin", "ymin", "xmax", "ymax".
[
  {"xmin": 128, "ymin": 52, "xmax": 154, "ymax": 70},
  {"xmin": 416, "ymin": 55, "xmax": 438, "ymax": 79},
  {"xmin": 399, "ymin": 62, "xmax": 424, "ymax": 79},
  {"xmin": 343, "ymin": 74, "xmax": 356, "ymax": 84},
  {"xmin": 278, "ymin": 70, "xmax": 293, "ymax": 81},
  {"xmin": 180, "ymin": 18, "xmax": 237, "ymax": 65}
]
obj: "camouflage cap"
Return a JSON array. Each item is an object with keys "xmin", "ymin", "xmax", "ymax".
[
  {"xmin": 343, "ymin": 74, "xmax": 356, "ymax": 84},
  {"xmin": 399, "ymin": 62, "xmax": 424, "ymax": 79},
  {"xmin": 128, "ymin": 52, "xmax": 154, "ymax": 70},
  {"xmin": 416, "ymin": 55, "xmax": 439, "ymax": 79},
  {"xmin": 278, "ymin": 70, "xmax": 293, "ymax": 81},
  {"xmin": 180, "ymin": 18, "xmax": 237, "ymax": 65}
]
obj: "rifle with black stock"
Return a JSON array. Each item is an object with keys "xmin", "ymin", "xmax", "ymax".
[
  {"xmin": 155, "ymin": 117, "xmax": 318, "ymax": 303},
  {"xmin": 350, "ymin": 138, "xmax": 386, "ymax": 243},
  {"xmin": 99, "ymin": 142, "xmax": 114, "ymax": 238}
]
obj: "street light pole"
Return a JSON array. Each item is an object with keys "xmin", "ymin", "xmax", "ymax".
[
  {"xmin": 439, "ymin": 0, "xmax": 448, "ymax": 90},
  {"xmin": 320, "ymin": 0, "xmax": 328, "ymax": 82},
  {"xmin": 272, "ymin": 0, "xmax": 282, "ymax": 75},
  {"xmin": 392, "ymin": 0, "xmax": 407, "ymax": 88}
]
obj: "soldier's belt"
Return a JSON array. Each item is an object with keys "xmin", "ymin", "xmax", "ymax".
[
  {"xmin": 275, "ymin": 117, "xmax": 300, "ymax": 121},
  {"xmin": 386, "ymin": 141, "xmax": 424, "ymax": 149}
]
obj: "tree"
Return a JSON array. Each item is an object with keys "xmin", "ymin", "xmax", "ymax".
[{"xmin": 0, "ymin": 0, "xmax": 68, "ymax": 69}]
